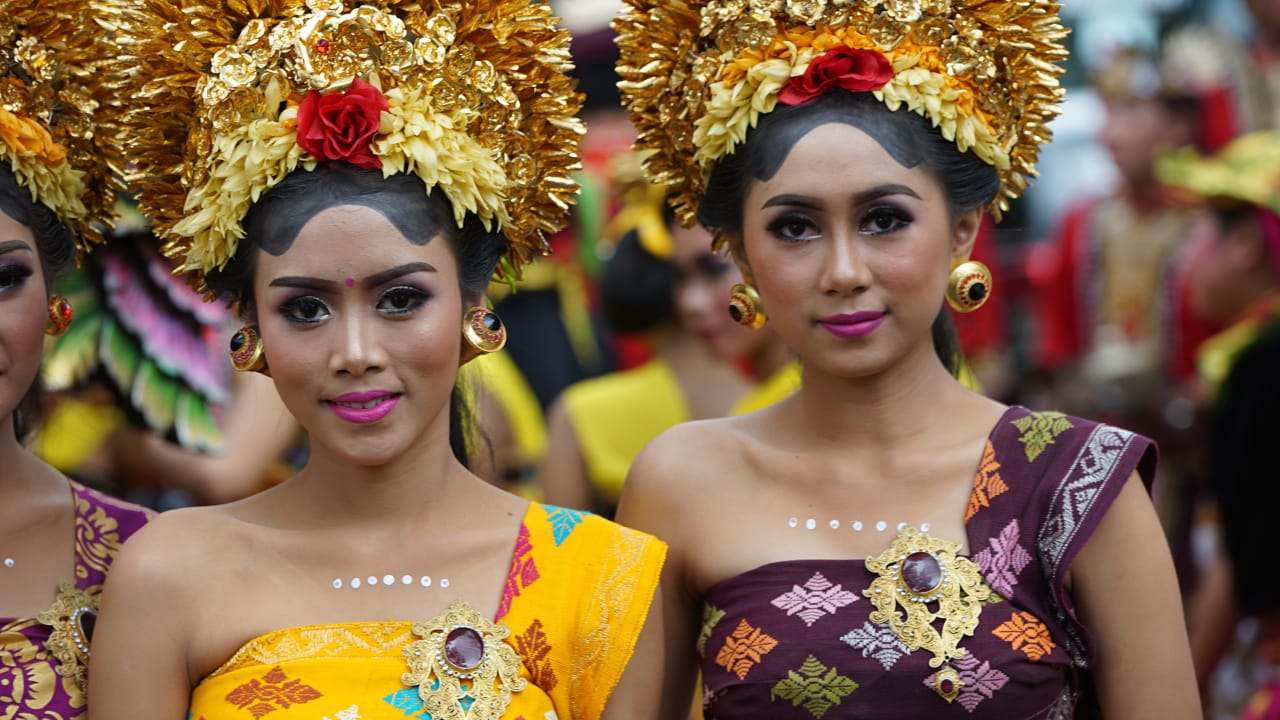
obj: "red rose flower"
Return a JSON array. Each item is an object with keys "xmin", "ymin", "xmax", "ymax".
[
  {"xmin": 295, "ymin": 77, "xmax": 389, "ymax": 170},
  {"xmin": 778, "ymin": 47, "xmax": 894, "ymax": 106}
]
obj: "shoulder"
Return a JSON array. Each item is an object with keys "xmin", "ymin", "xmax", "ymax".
[
  {"xmin": 996, "ymin": 407, "xmax": 1156, "ymax": 487},
  {"xmin": 104, "ymin": 506, "xmax": 242, "ymax": 596},
  {"xmin": 524, "ymin": 502, "xmax": 667, "ymax": 565},
  {"xmin": 625, "ymin": 417, "xmax": 749, "ymax": 499}
]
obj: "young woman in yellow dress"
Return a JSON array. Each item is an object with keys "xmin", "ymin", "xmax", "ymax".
[
  {"xmin": 614, "ymin": 0, "xmax": 1198, "ymax": 717},
  {"xmin": 0, "ymin": 4, "xmax": 152, "ymax": 716},
  {"xmin": 87, "ymin": 1, "xmax": 665, "ymax": 718}
]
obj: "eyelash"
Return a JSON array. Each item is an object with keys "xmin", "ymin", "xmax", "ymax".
[
  {"xmin": 765, "ymin": 205, "xmax": 914, "ymax": 243},
  {"xmin": 860, "ymin": 206, "xmax": 912, "ymax": 235},
  {"xmin": 766, "ymin": 213, "xmax": 820, "ymax": 244},
  {"xmin": 276, "ymin": 286, "xmax": 431, "ymax": 324},
  {"xmin": 0, "ymin": 264, "xmax": 33, "ymax": 294}
]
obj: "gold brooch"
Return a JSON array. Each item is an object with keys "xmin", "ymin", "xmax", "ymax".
[
  {"xmin": 402, "ymin": 600, "xmax": 526, "ymax": 720},
  {"xmin": 36, "ymin": 582, "xmax": 99, "ymax": 695},
  {"xmin": 864, "ymin": 526, "xmax": 992, "ymax": 701}
]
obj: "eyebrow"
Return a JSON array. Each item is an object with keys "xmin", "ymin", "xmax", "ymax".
[
  {"xmin": 268, "ymin": 262, "xmax": 438, "ymax": 290},
  {"xmin": 761, "ymin": 184, "xmax": 923, "ymax": 210},
  {"xmin": 0, "ymin": 240, "xmax": 34, "ymax": 255}
]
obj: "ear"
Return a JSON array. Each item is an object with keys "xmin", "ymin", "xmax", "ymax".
[
  {"xmin": 457, "ymin": 291, "xmax": 487, "ymax": 366},
  {"xmin": 722, "ymin": 230, "xmax": 755, "ymax": 285},
  {"xmin": 949, "ymin": 207, "xmax": 985, "ymax": 264}
]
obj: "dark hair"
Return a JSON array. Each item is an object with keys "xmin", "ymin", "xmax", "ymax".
[
  {"xmin": 208, "ymin": 163, "xmax": 508, "ymax": 468},
  {"xmin": 697, "ymin": 90, "xmax": 998, "ymax": 375},
  {"xmin": 0, "ymin": 161, "xmax": 76, "ymax": 441},
  {"xmin": 600, "ymin": 204, "xmax": 678, "ymax": 333}
]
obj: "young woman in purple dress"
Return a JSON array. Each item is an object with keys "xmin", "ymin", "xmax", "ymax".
[{"xmin": 614, "ymin": 1, "xmax": 1199, "ymax": 717}]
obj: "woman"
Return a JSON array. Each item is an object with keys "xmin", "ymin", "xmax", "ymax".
[
  {"xmin": 1158, "ymin": 132, "xmax": 1280, "ymax": 716},
  {"xmin": 0, "ymin": 4, "xmax": 153, "ymax": 716},
  {"xmin": 542, "ymin": 167, "xmax": 795, "ymax": 515},
  {"xmin": 88, "ymin": 1, "xmax": 665, "ymax": 718},
  {"xmin": 614, "ymin": 1, "xmax": 1197, "ymax": 718}
]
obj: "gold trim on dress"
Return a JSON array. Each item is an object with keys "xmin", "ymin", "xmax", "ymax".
[
  {"xmin": 35, "ymin": 581, "xmax": 98, "ymax": 696},
  {"xmin": 402, "ymin": 600, "xmax": 526, "ymax": 720}
]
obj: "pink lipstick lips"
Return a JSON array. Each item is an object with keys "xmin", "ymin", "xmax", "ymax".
[
  {"xmin": 817, "ymin": 311, "xmax": 885, "ymax": 339},
  {"xmin": 327, "ymin": 390, "xmax": 401, "ymax": 424}
]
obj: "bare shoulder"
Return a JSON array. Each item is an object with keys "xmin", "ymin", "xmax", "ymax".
[{"xmin": 107, "ymin": 505, "xmax": 245, "ymax": 596}]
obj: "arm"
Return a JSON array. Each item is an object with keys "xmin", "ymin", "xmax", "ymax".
[
  {"xmin": 88, "ymin": 518, "xmax": 194, "ymax": 719},
  {"xmin": 601, "ymin": 584, "xmax": 663, "ymax": 720},
  {"xmin": 539, "ymin": 398, "xmax": 593, "ymax": 511},
  {"xmin": 114, "ymin": 372, "xmax": 297, "ymax": 504},
  {"xmin": 1070, "ymin": 472, "xmax": 1200, "ymax": 719},
  {"xmin": 616, "ymin": 439, "xmax": 701, "ymax": 720}
]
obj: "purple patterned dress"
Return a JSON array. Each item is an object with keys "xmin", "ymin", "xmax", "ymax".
[
  {"xmin": 699, "ymin": 407, "xmax": 1155, "ymax": 719},
  {"xmin": 0, "ymin": 482, "xmax": 151, "ymax": 719}
]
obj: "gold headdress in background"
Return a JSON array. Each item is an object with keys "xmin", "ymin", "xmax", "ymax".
[
  {"xmin": 614, "ymin": 0, "xmax": 1069, "ymax": 225},
  {"xmin": 0, "ymin": 0, "xmax": 122, "ymax": 248},
  {"xmin": 102, "ymin": 0, "xmax": 585, "ymax": 293}
]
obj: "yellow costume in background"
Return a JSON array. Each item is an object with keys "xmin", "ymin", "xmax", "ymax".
[{"xmin": 189, "ymin": 502, "xmax": 664, "ymax": 719}]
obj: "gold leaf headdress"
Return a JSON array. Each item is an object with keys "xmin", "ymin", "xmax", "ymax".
[
  {"xmin": 0, "ymin": 0, "xmax": 122, "ymax": 250},
  {"xmin": 614, "ymin": 0, "xmax": 1069, "ymax": 224},
  {"xmin": 103, "ymin": 0, "xmax": 585, "ymax": 294}
]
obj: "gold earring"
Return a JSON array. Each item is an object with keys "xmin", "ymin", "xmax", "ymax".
[
  {"xmin": 45, "ymin": 295, "xmax": 73, "ymax": 336},
  {"xmin": 728, "ymin": 283, "xmax": 767, "ymax": 329},
  {"xmin": 229, "ymin": 324, "xmax": 269, "ymax": 374},
  {"xmin": 946, "ymin": 260, "xmax": 992, "ymax": 313},
  {"xmin": 462, "ymin": 307, "xmax": 506, "ymax": 354}
]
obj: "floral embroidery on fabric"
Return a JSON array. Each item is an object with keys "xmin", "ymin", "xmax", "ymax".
[
  {"xmin": 923, "ymin": 651, "xmax": 1010, "ymax": 712},
  {"xmin": 322, "ymin": 705, "xmax": 362, "ymax": 720},
  {"xmin": 73, "ymin": 492, "xmax": 124, "ymax": 579},
  {"xmin": 992, "ymin": 611, "xmax": 1056, "ymax": 662},
  {"xmin": 224, "ymin": 665, "xmax": 322, "ymax": 717},
  {"xmin": 964, "ymin": 440, "xmax": 1007, "ymax": 522},
  {"xmin": 715, "ymin": 619, "xmax": 779, "ymax": 680},
  {"xmin": 1012, "ymin": 411, "xmax": 1073, "ymax": 462},
  {"xmin": 840, "ymin": 621, "xmax": 910, "ymax": 670},
  {"xmin": 974, "ymin": 519, "xmax": 1031, "ymax": 597},
  {"xmin": 0, "ymin": 621, "xmax": 59, "ymax": 713},
  {"xmin": 543, "ymin": 505, "xmax": 585, "ymax": 547},
  {"xmin": 770, "ymin": 572, "xmax": 858, "ymax": 626},
  {"xmin": 385, "ymin": 686, "xmax": 434, "ymax": 717},
  {"xmin": 698, "ymin": 604, "xmax": 725, "ymax": 654},
  {"xmin": 495, "ymin": 523, "xmax": 540, "ymax": 622},
  {"xmin": 770, "ymin": 655, "xmax": 858, "ymax": 719},
  {"xmin": 515, "ymin": 619, "xmax": 558, "ymax": 691}
]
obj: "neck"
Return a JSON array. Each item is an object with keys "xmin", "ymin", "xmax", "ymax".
[
  {"xmin": 792, "ymin": 336, "xmax": 975, "ymax": 450},
  {"xmin": 747, "ymin": 332, "xmax": 792, "ymax": 380},
  {"xmin": 0, "ymin": 415, "xmax": 64, "ymax": 515}
]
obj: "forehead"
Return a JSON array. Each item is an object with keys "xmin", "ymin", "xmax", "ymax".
[
  {"xmin": 0, "ymin": 208, "xmax": 35, "ymax": 244},
  {"xmin": 255, "ymin": 204, "xmax": 457, "ymax": 278},
  {"xmin": 746, "ymin": 122, "xmax": 937, "ymax": 202}
]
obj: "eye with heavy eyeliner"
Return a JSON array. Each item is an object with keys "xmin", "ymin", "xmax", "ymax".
[
  {"xmin": 376, "ymin": 285, "xmax": 429, "ymax": 315},
  {"xmin": 0, "ymin": 263, "xmax": 33, "ymax": 294}
]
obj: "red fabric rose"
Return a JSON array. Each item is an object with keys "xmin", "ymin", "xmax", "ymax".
[
  {"xmin": 295, "ymin": 78, "xmax": 389, "ymax": 170},
  {"xmin": 778, "ymin": 48, "xmax": 894, "ymax": 106}
]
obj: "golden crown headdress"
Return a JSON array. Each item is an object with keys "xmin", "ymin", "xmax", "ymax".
[
  {"xmin": 104, "ymin": 0, "xmax": 585, "ymax": 294},
  {"xmin": 614, "ymin": 0, "xmax": 1069, "ymax": 225},
  {"xmin": 0, "ymin": 0, "xmax": 122, "ymax": 249}
]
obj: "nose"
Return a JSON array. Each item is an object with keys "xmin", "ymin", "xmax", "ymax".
[
  {"xmin": 819, "ymin": 233, "xmax": 870, "ymax": 295},
  {"xmin": 329, "ymin": 310, "xmax": 388, "ymax": 377}
]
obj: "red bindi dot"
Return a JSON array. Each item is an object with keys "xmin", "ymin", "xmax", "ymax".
[{"xmin": 345, "ymin": 277, "xmax": 355, "ymax": 288}]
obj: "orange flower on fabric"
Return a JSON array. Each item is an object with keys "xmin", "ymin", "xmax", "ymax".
[
  {"xmin": 295, "ymin": 78, "xmax": 388, "ymax": 170},
  {"xmin": 992, "ymin": 611, "xmax": 1056, "ymax": 662},
  {"xmin": 778, "ymin": 47, "xmax": 893, "ymax": 106}
]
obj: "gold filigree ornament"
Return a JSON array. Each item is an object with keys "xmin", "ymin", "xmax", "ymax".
[
  {"xmin": 864, "ymin": 526, "xmax": 992, "ymax": 702},
  {"xmin": 101, "ymin": 0, "xmax": 585, "ymax": 296},
  {"xmin": 0, "ymin": 0, "xmax": 125, "ymax": 250},
  {"xmin": 35, "ymin": 582, "xmax": 99, "ymax": 695},
  {"xmin": 401, "ymin": 600, "xmax": 527, "ymax": 720},
  {"xmin": 615, "ymin": 0, "xmax": 1069, "ymax": 226}
]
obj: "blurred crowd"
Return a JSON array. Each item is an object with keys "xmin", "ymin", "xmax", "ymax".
[{"xmin": 24, "ymin": 0, "xmax": 1280, "ymax": 716}]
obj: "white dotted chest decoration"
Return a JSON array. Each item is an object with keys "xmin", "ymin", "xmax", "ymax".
[
  {"xmin": 788, "ymin": 517, "xmax": 931, "ymax": 533},
  {"xmin": 332, "ymin": 574, "xmax": 450, "ymax": 590},
  {"xmin": 2, "ymin": 557, "xmax": 14, "ymax": 568}
]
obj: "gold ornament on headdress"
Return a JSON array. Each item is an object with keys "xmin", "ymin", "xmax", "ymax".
[
  {"xmin": 0, "ymin": 1, "xmax": 123, "ymax": 249},
  {"xmin": 614, "ymin": 0, "xmax": 1069, "ymax": 225},
  {"xmin": 103, "ymin": 0, "xmax": 585, "ymax": 295}
]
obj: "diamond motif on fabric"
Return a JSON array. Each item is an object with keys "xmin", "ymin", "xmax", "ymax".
[
  {"xmin": 922, "ymin": 652, "xmax": 1009, "ymax": 711},
  {"xmin": 224, "ymin": 666, "xmax": 323, "ymax": 717},
  {"xmin": 840, "ymin": 621, "xmax": 910, "ymax": 670},
  {"xmin": 964, "ymin": 440, "xmax": 1007, "ymax": 522},
  {"xmin": 770, "ymin": 654, "xmax": 858, "ymax": 719},
  {"xmin": 974, "ymin": 519, "xmax": 1031, "ymax": 597},
  {"xmin": 993, "ymin": 610, "xmax": 1056, "ymax": 661},
  {"xmin": 770, "ymin": 572, "xmax": 858, "ymax": 626},
  {"xmin": 1012, "ymin": 411, "xmax": 1073, "ymax": 462},
  {"xmin": 515, "ymin": 619, "xmax": 557, "ymax": 690},
  {"xmin": 544, "ymin": 505, "xmax": 585, "ymax": 546},
  {"xmin": 495, "ymin": 523, "xmax": 539, "ymax": 621},
  {"xmin": 698, "ymin": 604, "xmax": 726, "ymax": 654},
  {"xmin": 715, "ymin": 618, "xmax": 779, "ymax": 680}
]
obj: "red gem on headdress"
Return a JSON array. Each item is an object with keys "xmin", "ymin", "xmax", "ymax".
[
  {"xmin": 315, "ymin": 37, "xmax": 330, "ymax": 54},
  {"xmin": 58, "ymin": 302, "xmax": 72, "ymax": 321}
]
